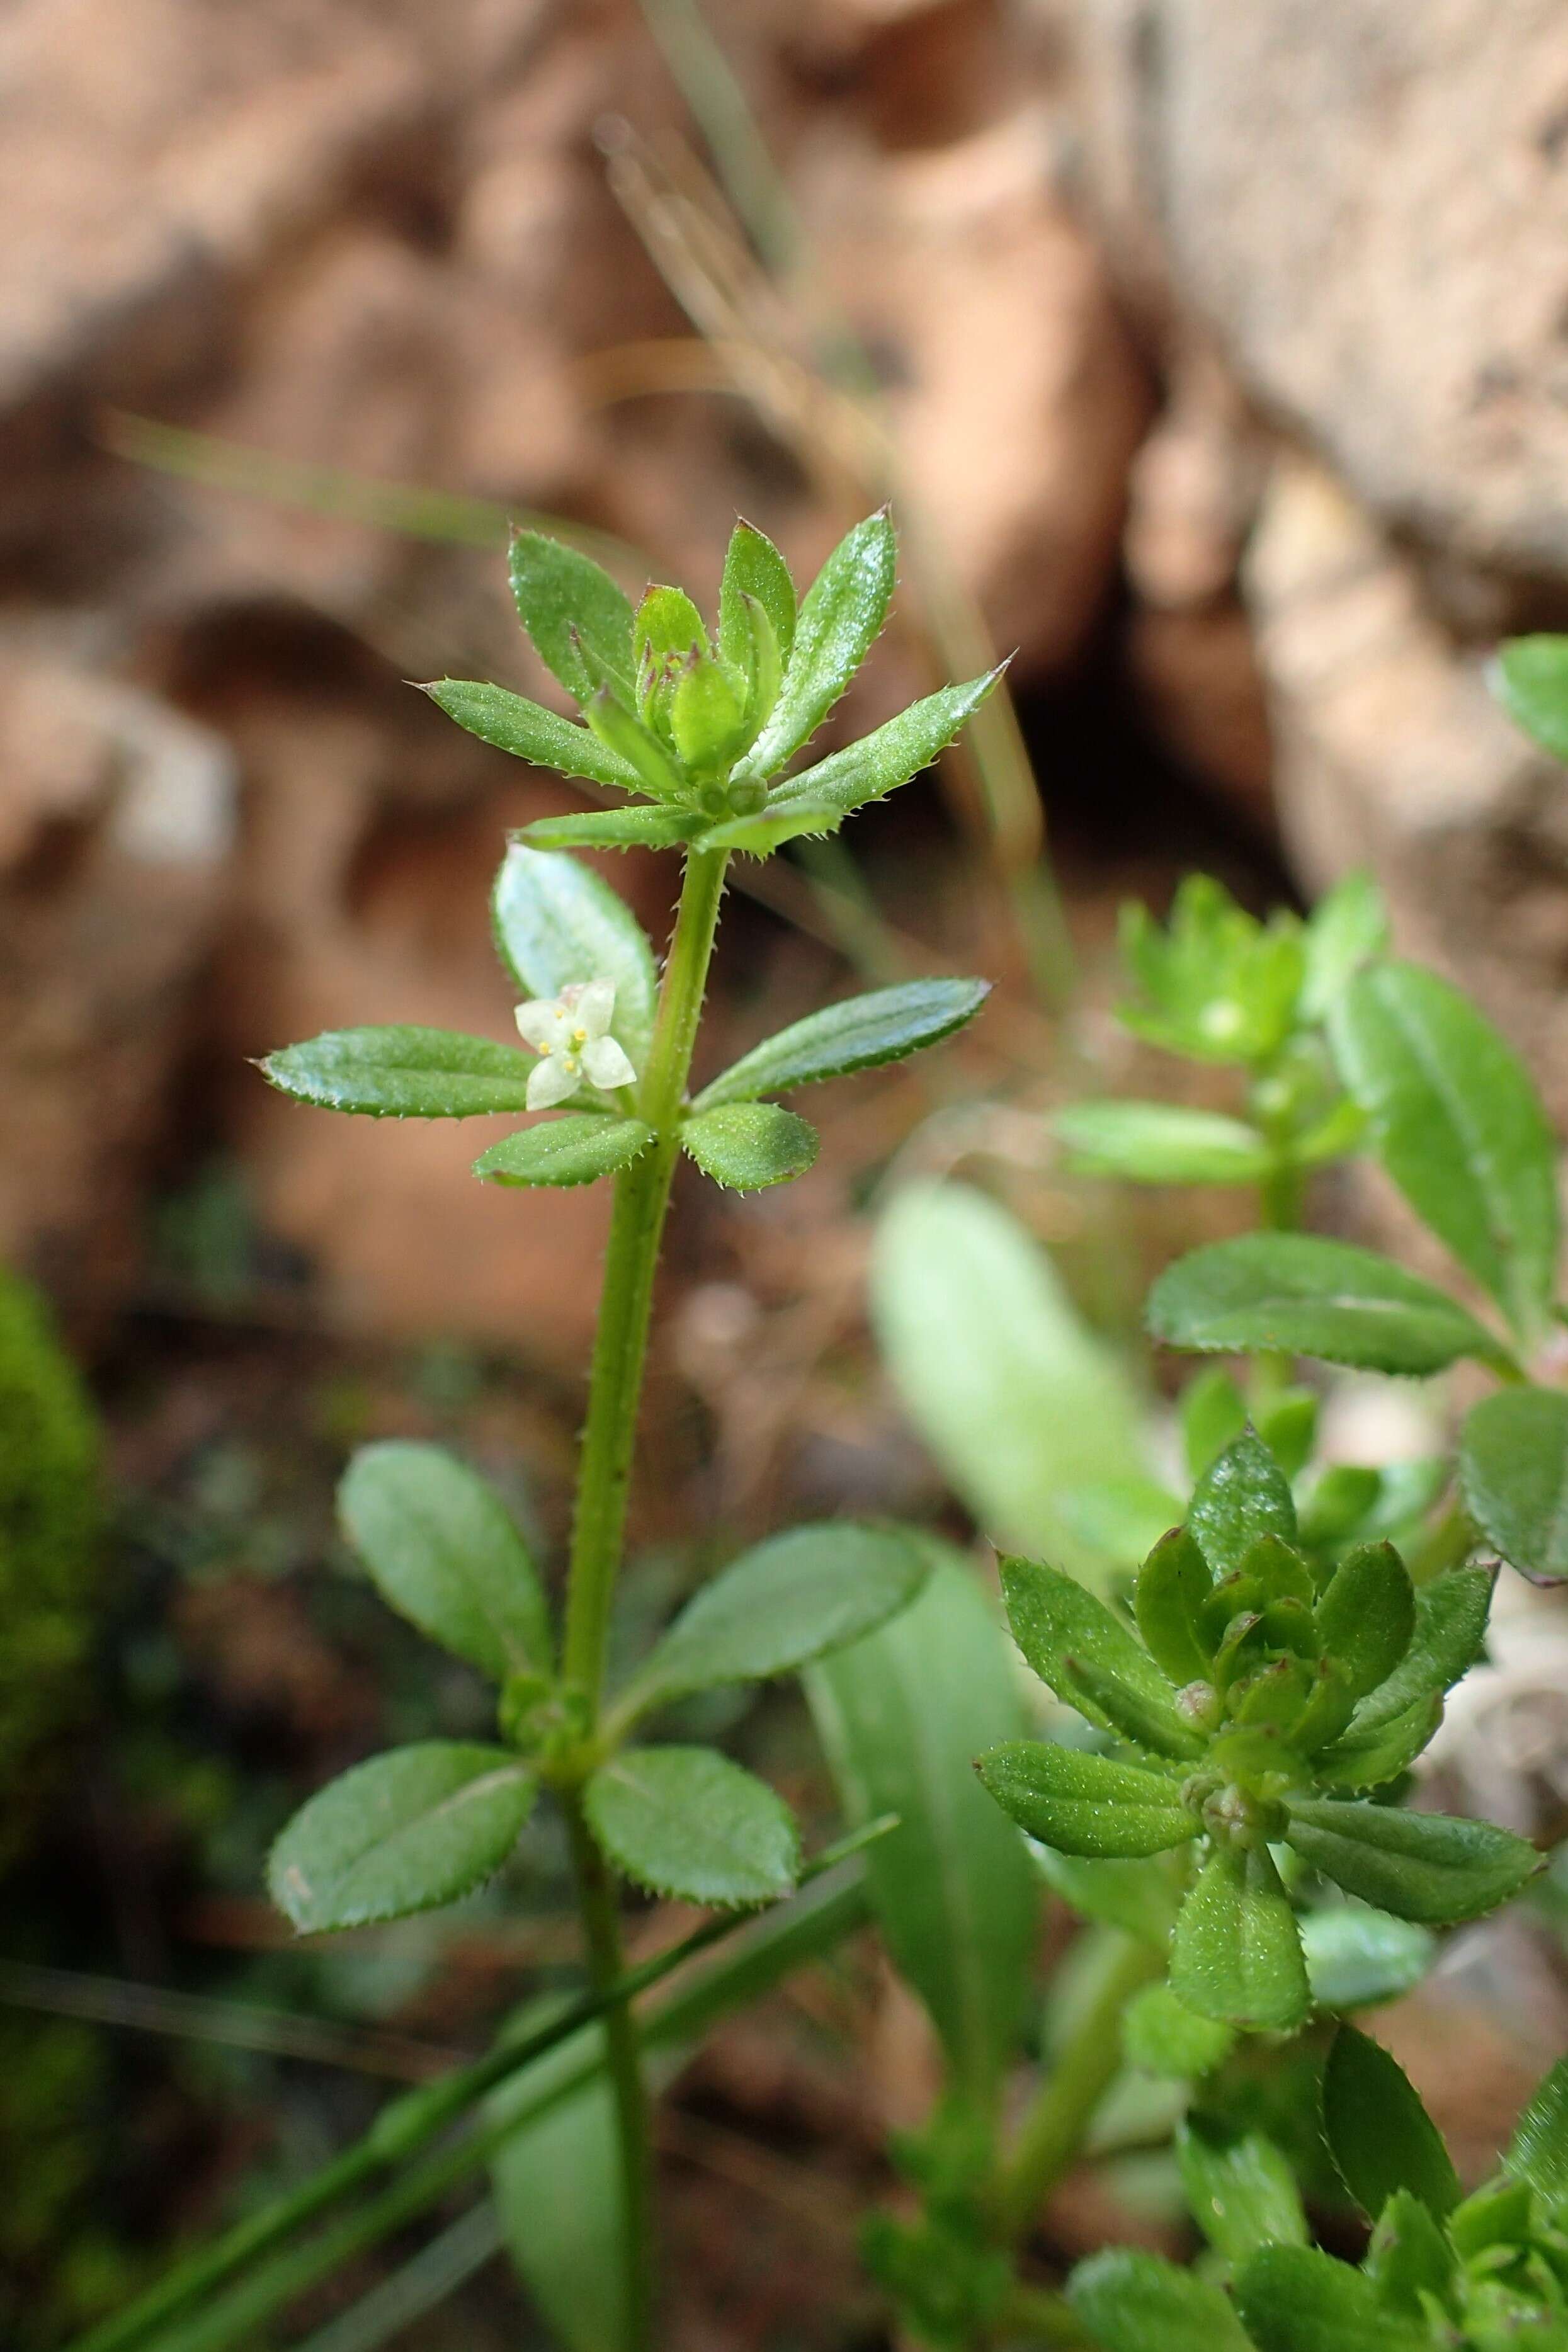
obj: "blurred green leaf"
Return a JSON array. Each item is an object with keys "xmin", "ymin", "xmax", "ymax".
[
  {"xmin": 1283, "ymin": 1798, "xmax": 1540, "ymax": 1923},
  {"xmin": 1462, "ymin": 1388, "xmax": 1568, "ymax": 1584},
  {"xmin": 806, "ymin": 1554, "xmax": 1039, "ymax": 2102},
  {"xmin": 1118, "ymin": 877, "xmax": 1304, "ymax": 1067},
  {"xmin": 979, "ymin": 1741, "xmax": 1198, "ymax": 1858},
  {"xmin": 872, "ymin": 1182, "xmax": 1148, "ymax": 1578},
  {"xmin": 1178, "ymin": 2114, "xmax": 1309, "ymax": 2265},
  {"xmin": 1505, "ymin": 2051, "xmax": 1568, "ymax": 2201},
  {"xmin": 1322, "ymin": 2023, "xmax": 1459, "ymax": 2221},
  {"xmin": 695, "ymin": 977, "xmax": 989, "ymax": 1109},
  {"xmin": 1298, "ymin": 872, "xmax": 1390, "ymax": 1023},
  {"xmin": 1122, "ymin": 1983, "xmax": 1237, "ymax": 2077},
  {"xmin": 268, "ymin": 1745, "xmax": 536, "ymax": 1933},
  {"xmin": 491, "ymin": 845, "xmax": 658, "ymax": 1068},
  {"xmin": 1236, "ymin": 2244, "xmax": 1423, "ymax": 2352},
  {"xmin": 679, "ymin": 1101, "xmax": 818, "ymax": 1189},
  {"xmin": 585, "ymin": 1747, "xmax": 798, "ymax": 1907},
  {"xmin": 491, "ymin": 2015, "xmax": 629, "ymax": 2352},
  {"xmin": 473, "ymin": 1117, "xmax": 654, "ymax": 1188},
  {"xmin": 1068, "ymin": 2248, "xmax": 1254, "ymax": 2352},
  {"xmin": 339, "ymin": 1442, "xmax": 550, "ymax": 1681},
  {"xmin": 1298, "ymin": 1904, "xmax": 1434, "ymax": 2011},
  {"xmin": 1332, "ymin": 962, "xmax": 1559, "ymax": 1340},
  {"xmin": 1149, "ymin": 1234, "xmax": 1505, "ymax": 1376},
  {"xmin": 1182, "ymin": 1366, "xmax": 1250, "ymax": 1482},
  {"xmin": 1054, "ymin": 1102, "xmax": 1276, "ymax": 1186},
  {"xmin": 261, "ymin": 1027, "xmax": 535, "ymax": 1118},
  {"xmin": 1492, "ymin": 633, "xmax": 1568, "ymax": 762}
]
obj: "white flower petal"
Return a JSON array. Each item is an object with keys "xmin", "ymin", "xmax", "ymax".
[
  {"xmin": 576, "ymin": 977, "xmax": 616, "ymax": 1039},
  {"xmin": 583, "ymin": 1035, "xmax": 636, "ymax": 1091},
  {"xmin": 527, "ymin": 1055, "xmax": 578, "ymax": 1110},
  {"xmin": 516, "ymin": 999, "xmax": 564, "ymax": 1050}
]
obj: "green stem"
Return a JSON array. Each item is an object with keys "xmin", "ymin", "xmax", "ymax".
[
  {"xmin": 991, "ymin": 1934, "xmax": 1162, "ymax": 2244},
  {"xmin": 565, "ymin": 1790, "xmax": 654, "ymax": 2349}
]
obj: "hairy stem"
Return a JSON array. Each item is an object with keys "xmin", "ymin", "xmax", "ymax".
[{"xmin": 992, "ymin": 1933, "xmax": 1162, "ymax": 2244}]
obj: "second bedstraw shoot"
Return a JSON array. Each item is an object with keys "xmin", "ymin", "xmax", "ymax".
[{"xmin": 256, "ymin": 508, "xmax": 997, "ymax": 2344}]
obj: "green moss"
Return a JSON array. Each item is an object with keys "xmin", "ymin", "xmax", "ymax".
[{"xmin": 0, "ymin": 1268, "xmax": 101, "ymax": 1866}]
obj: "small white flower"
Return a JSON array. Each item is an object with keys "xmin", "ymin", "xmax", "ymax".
[{"xmin": 515, "ymin": 977, "xmax": 637, "ymax": 1111}]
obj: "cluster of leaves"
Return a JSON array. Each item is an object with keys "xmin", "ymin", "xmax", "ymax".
[{"xmin": 1074, "ymin": 2028, "xmax": 1568, "ymax": 2352}]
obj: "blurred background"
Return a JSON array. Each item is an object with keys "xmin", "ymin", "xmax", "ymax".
[{"xmin": 5, "ymin": 1, "xmax": 1568, "ymax": 2343}]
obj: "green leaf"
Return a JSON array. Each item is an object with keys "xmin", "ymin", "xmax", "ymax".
[
  {"xmin": 1000, "ymin": 1556, "xmax": 1203, "ymax": 1759},
  {"xmin": 1068, "ymin": 2249, "xmax": 1256, "ymax": 2352},
  {"xmin": 1057, "ymin": 1477, "xmax": 1186, "ymax": 1571},
  {"xmin": 1312, "ymin": 1696, "xmax": 1438, "ymax": 1793},
  {"xmin": 1299, "ymin": 1904, "xmax": 1434, "ymax": 2011},
  {"xmin": 509, "ymin": 807, "xmax": 699, "ymax": 853},
  {"xmin": 490, "ymin": 2011, "xmax": 632, "ymax": 2352},
  {"xmin": 261, "ymin": 1026, "xmax": 535, "ymax": 1118},
  {"xmin": 1236, "ymin": 2245, "xmax": 1424, "ymax": 2352},
  {"xmin": 1492, "ymin": 633, "xmax": 1568, "ymax": 763},
  {"xmin": 695, "ymin": 977, "xmax": 989, "ymax": 1110},
  {"xmin": 491, "ymin": 844, "xmax": 658, "ymax": 1068},
  {"xmin": 1462, "ymin": 1388, "xmax": 1568, "ymax": 1584},
  {"xmin": 1283, "ymin": 1798, "xmax": 1540, "ymax": 1923},
  {"xmin": 979, "ymin": 1741, "xmax": 1199, "ymax": 1858},
  {"xmin": 268, "ymin": 1744, "xmax": 537, "ymax": 1932},
  {"xmin": 1256, "ymin": 1389, "xmax": 1321, "ymax": 1481},
  {"xmin": 1322, "ymin": 2022, "xmax": 1460, "ymax": 2220},
  {"xmin": 1054, "ymin": 1102, "xmax": 1276, "ymax": 1186},
  {"xmin": 1170, "ymin": 1842, "xmax": 1310, "ymax": 2033},
  {"xmin": 1122, "ymin": 1984, "xmax": 1237, "ymax": 2077},
  {"xmin": 1118, "ymin": 876, "xmax": 1305, "ymax": 1067},
  {"xmin": 1149, "ymin": 1233, "xmax": 1506, "ymax": 1376},
  {"xmin": 1332, "ymin": 1566, "xmax": 1494, "ymax": 1744},
  {"xmin": 509, "ymin": 531, "xmax": 635, "ymax": 704},
  {"xmin": 1032, "ymin": 1848, "xmax": 1184, "ymax": 1946},
  {"xmin": 730, "ymin": 510, "xmax": 895, "ymax": 782},
  {"xmin": 1190, "ymin": 1433, "xmax": 1298, "ymax": 1579},
  {"xmin": 714, "ymin": 673, "xmax": 1001, "ymax": 849},
  {"xmin": 1505, "ymin": 2052, "xmax": 1568, "ymax": 2201},
  {"xmin": 872, "ymin": 1182, "xmax": 1149, "ymax": 1580},
  {"xmin": 1298, "ymin": 871, "xmax": 1390, "ymax": 1024},
  {"xmin": 1182, "ymin": 1366, "xmax": 1249, "ymax": 1482},
  {"xmin": 339, "ymin": 1443, "xmax": 550, "ymax": 1681},
  {"xmin": 679, "ymin": 1101, "xmax": 818, "ymax": 1190},
  {"xmin": 805, "ymin": 1552, "xmax": 1040, "ymax": 2101},
  {"xmin": 581, "ymin": 683, "xmax": 688, "ymax": 800},
  {"xmin": 1365, "ymin": 2190, "xmax": 1459, "ymax": 2319},
  {"xmin": 1178, "ymin": 2115, "xmax": 1310, "ymax": 2264},
  {"xmin": 1314, "ymin": 1543, "xmax": 1415, "ymax": 1705},
  {"xmin": 585, "ymin": 1747, "xmax": 798, "ymax": 1907},
  {"xmin": 1134, "ymin": 1527, "xmax": 1213, "ymax": 1686},
  {"xmin": 616, "ymin": 1521, "xmax": 929, "ymax": 1719},
  {"xmin": 1331, "ymin": 961, "xmax": 1559, "ymax": 1339},
  {"xmin": 633, "ymin": 581, "xmax": 707, "ymax": 677},
  {"xmin": 669, "ymin": 654, "xmax": 749, "ymax": 772},
  {"xmin": 422, "ymin": 679, "xmax": 644, "ymax": 792},
  {"xmin": 718, "ymin": 518, "xmax": 797, "ymax": 674},
  {"xmin": 473, "ymin": 1116, "xmax": 654, "ymax": 1188}
]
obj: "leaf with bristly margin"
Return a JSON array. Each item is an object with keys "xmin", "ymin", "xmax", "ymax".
[
  {"xmin": 473, "ymin": 1116, "xmax": 654, "ymax": 1188},
  {"xmin": 1134, "ymin": 1527, "xmax": 1213, "ymax": 1686},
  {"xmin": 1054, "ymin": 1102, "xmax": 1276, "ymax": 1186},
  {"xmin": 1170, "ymin": 1842, "xmax": 1310, "ymax": 2033},
  {"xmin": 339, "ymin": 1443, "xmax": 550, "ymax": 1681},
  {"xmin": 1189, "ymin": 1431, "xmax": 1298, "ymax": 1579},
  {"xmin": 1236, "ymin": 2244, "xmax": 1426, "ymax": 2352},
  {"xmin": 1122, "ymin": 1984, "xmax": 1237, "ymax": 2078},
  {"xmin": 806, "ymin": 1552, "xmax": 1040, "ymax": 2103},
  {"xmin": 1067, "ymin": 2249, "xmax": 1256, "ymax": 2352},
  {"xmin": 1331, "ymin": 1567, "xmax": 1494, "ymax": 1747},
  {"xmin": 979, "ymin": 1741, "xmax": 1198, "ymax": 1859},
  {"xmin": 262, "ymin": 1026, "xmax": 537, "ymax": 1118},
  {"xmin": 1312, "ymin": 1696, "xmax": 1438, "ymax": 1793},
  {"xmin": 1331, "ymin": 962, "xmax": 1559, "ymax": 1341},
  {"xmin": 1505, "ymin": 2051, "xmax": 1568, "ymax": 2201},
  {"xmin": 509, "ymin": 807, "xmax": 699, "ymax": 854},
  {"xmin": 1492, "ymin": 632, "xmax": 1568, "ymax": 763},
  {"xmin": 1300, "ymin": 1904, "xmax": 1434, "ymax": 2012},
  {"xmin": 491, "ymin": 844, "xmax": 658, "ymax": 1068},
  {"xmin": 680, "ymin": 1101, "xmax": 817, "ymax": 1190},
  {"xmin": 872, "ymin": 1183, "xmax": 1149, "ymax": 1582},
  {"xmin": 719, "ymin": 519, "xmax": 797, "ymax": 674},
  {"xmin": 268, "ymin": 1744, "xmax": 537, "ymax": 1932},
  {"xmin": 1323, "ymin": 2023, "xmax": 1459, "ymax": 2221},
  {"xmin": 585, "ymin": 1746, "xmax": 798, "ymax": 1907},
  {"xmin": 1315, "ymin": 1543, "xmax": 1415, "ymax": 1704},
  {"xmin": 1149, "ymin": 1233, "xmax": 1506, "ymax": 1377},
  {"xmin": 509, "ymin": 531, "xmax": 635, "ymax": 705},
  {"xmin": 1283, "ymin": 1798, "xmax": 1540, "ymax": 1923},
  {"xmin": 999, "ymin": 1557, "xmax": 1203, "ymax": 1760},
  {"xmin": 1462, "ymin": 1387, "xmax": 1568, "ymax": 1584},
  {"xmin": 709, "ymin": 673, "xmax": 1002, "ymax": 856},
  {"xmin": 730, "ymin": 511, "xmax": 895, "ymax": 782},
  {"xmin": 616, "ymin": 1523, "xmax": 929, "ymax": 1720},
  {"xmin": 1298, "ymin": 870, "xmax": 1390, "ymax": 1023},
  {"xmin": 1178, "ymin": 2115, "xmax": 1310, "ymax": 2267},
  {"xmin": 695, "ymin": 977, "xmax": 990, "ymax": 1110},
  {"xmin": 421, "ymin": 679, "xmax": 644, "ymax": 792}
]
